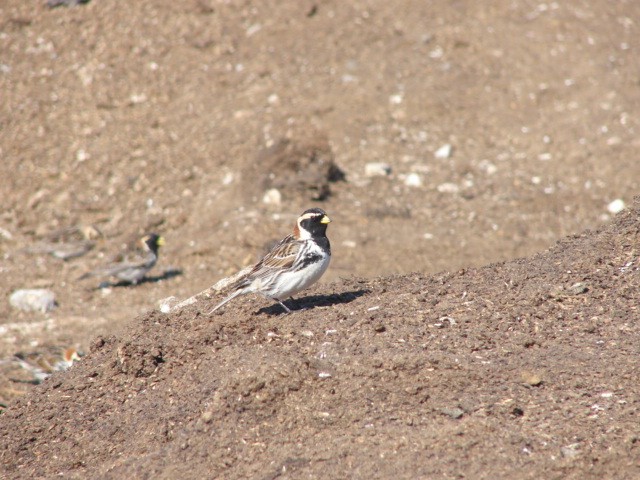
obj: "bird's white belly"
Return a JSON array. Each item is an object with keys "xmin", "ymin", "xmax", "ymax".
[{"xmin": 270, "ymin": 254, "xmax": 330, "ymax": 300}]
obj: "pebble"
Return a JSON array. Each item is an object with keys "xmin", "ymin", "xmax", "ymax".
[
  {"xmin": 9, "ymin": 289, "xmax": 56, "ymax": 313},
  {"xmin": 201, "ymin": 411, "xmax": 214, "ymax": 423},
  {"xmin": 561, "ymin": 443, "xmax": 580, "ymax": 459},
  {"xmin": 0, "ymin": 227, "xmax": 13, "ymax": 240},
  {"xmin": 403, "ymin": 172, "xmax": 423, "ymax": 187},
  {"xmin": 262, "ymin": 188, "xmax": 282, "ymax": 205},
  {"xmin": 434, "ymin": 144, "xmax": 452, "ymax": 159},
  {"xmin": 567, "ymin": 282, "xmax": 588, "ymax": 295},
  {"xmin": 364, "ymin": 162, "xmax": 392, "ymax": 177},
  {"xmin": 440, "ymin": 407, "xmax": 464, "ymax": 419},
  {"xmin": 158, "ymin": 296, "xmax": 178, "ymax": 313},
  {"xmin": 521, "ymin": 371, "xmax": 543, "ymax": 386},
  {"xmin": 437, "ymin": 182, "xmax": 459, "ymax": 193},
  {"xmin": 607, "ymin": 198, "xmax": 625, "ymax": 214}
]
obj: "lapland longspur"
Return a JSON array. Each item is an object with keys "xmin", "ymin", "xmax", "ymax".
[
  {"xmin": 12, "ymin": 346, "xmax": 83, "ymax": 384},
  {"xmin": 210, "ymin": 208, "xmax": 332, "ymax": 314},
  {"xmin": 79, "ymin": 233, "xmax": 165, "ymax": 285},
  {"xmin": 23, "ymin": 224, "xmax": 101, "ymax": 260}
]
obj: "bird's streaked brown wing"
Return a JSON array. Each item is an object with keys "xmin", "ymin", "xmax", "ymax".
[{"xmin": 234, "ymin": 234, "xmax": 301, "ymax": 286}]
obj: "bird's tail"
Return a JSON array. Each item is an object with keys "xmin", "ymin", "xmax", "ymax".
[{"xmin": 209, "ymin": 289, "xmax": 244, "ymax": 314}]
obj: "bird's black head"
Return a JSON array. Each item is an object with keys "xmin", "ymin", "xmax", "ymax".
[
  {"xmin": 296, "ymin": 208, "xmax": 331, "ymax": 239},
  {"xmin": 142, "ymin": 233, "xmax": 165, "ymax": 254}
]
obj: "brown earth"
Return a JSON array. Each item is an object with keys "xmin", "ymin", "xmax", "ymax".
[{"xmin": 1, "ymin": 0, "xmax": 640, "ymax": 478}]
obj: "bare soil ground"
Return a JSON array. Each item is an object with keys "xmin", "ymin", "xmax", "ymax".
[{"xmin": 1, "ymin": 0, "xmax": 640, "ymax": 478}]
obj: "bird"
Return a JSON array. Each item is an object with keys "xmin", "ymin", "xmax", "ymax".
[
  {"xmin": 22, "ymin": 224, "xmax": 101, "ymax": 260},
  {"xmin": 79, "ymin": 233, "xmax": 165, "ymax": 285},
  {"xmin": 210, "ymin": 208, "xmax": 332, "ymax": 314},
  {"xmin": 11, "ymin": 346, "xmax": 83, "ymax": 384}
]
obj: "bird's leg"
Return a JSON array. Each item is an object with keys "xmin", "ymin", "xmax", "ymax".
[{"xmin": 277, "ymin": 300, "xmax": 292, "ymax": 314}]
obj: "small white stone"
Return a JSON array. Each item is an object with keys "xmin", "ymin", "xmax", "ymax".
[
  {"xmin": 364, "ymin": 162, "xmax": 392, "ymax": 177},
  {"xmin": 435, "ymin": 144, "xmax": 452, "ymax": 159},
  {"xmin": 403, "ymin": 172, "xmax": 423, "ymax": 187},
  {"xmin": 76, "ymin": 149, "xmax": 90, "ymax": 162},
  {"xmin": 222, "ymin": 172, "xmax": 234, "ymax": 185},
  {"xmin": 342, "ymin": 240, "xmax": 357, "ymax": 248},
  {"xmin": 129, "ymin": 93, "xmax": 147, "ymax": 104},
  {"xmin": 607, "ymin": 198, "xmax": 625, "ymax": 214},
  {"xmin": 437, "ymin": 182, "xmax": 459, "ymax": 193},
  {"xmin": 262, "ymin": 188, "xmax": 282, "ymax": 205},
  {"xmin": 158, "ymin": 296, "xmax": 178, "ymax": 313},
  {"xmin": 429, "ymin": 46, "xmax": 444, "ymax": 59},
  {"xmin": 246, "ymin": 23, "xmax": 262, "ymax": 37},
  {"xmin": 0, "ymin": 227, "xmax": 13, "ymax": 240},
  {"xmin": 478, "ymin": 159, "xmax": 497, "ymax": 175},
  {"xmin": 389, "ymin": 94, "xmax": 403, "ymax": 105},
  {"xmin": 318, "ymin": 372, "xmax": 332, "ymax": 379},
  {"xmin": 9, "ymin": 289, "xmax": 56, "ymax": 313}
]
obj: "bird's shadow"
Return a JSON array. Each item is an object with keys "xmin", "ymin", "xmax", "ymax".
[
  {"xmin": 96, "ymin": 268, "xmax": 183, "ymax": 289},
  {"xmin": 258, "ymin": 289, "xmax": 369, "ymax": 316}
]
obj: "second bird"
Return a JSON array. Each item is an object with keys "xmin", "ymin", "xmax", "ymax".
[
  {"xmin": 210, "ymin": 208, "xmax": 332, "ymax": 314},
  {"xmin": 79, "ymin": 233, "xmax": 165, "ymax": 286}
]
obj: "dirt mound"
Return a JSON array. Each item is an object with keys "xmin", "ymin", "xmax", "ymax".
[{"xmin": 2, "ymin": 201, "xmax": 639, "ymax": 478}]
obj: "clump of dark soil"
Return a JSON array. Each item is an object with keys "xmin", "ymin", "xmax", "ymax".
[
  {"xmin": 2, "ymin": 201, "xmax": 639, "ymax": 479},
  {"xmin": 254, "ymin": 132, "xmax": 345, "ymax": 202}
]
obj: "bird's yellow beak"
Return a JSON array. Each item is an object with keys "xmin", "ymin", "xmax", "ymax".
[
  {"xmin": 157, "ymin": 236, "xmax": 166, "ymax": 246},
  {"xmin": 320, "ymin": 215, "xmax": 331, "ymax": 224}
]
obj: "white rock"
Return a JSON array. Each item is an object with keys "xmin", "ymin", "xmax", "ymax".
[
  {"xmin": 389, "ymin": 94, "xmax": 403, "ymax": 105},
  {"xmin": 267, "ymin": 93, "xmax": 279, "ymax": 105},
  {"xmin": 129, "ymin": 93, "xmax": 147, "ymax": 104},
  {"xmin": 478, "ymin": 159, "xmax": 497, "ymax": 175},
  {"xmin": 434, "ymin": 144, "xmax": 452, "ymax": 159},
  {"xmin": 607, "ymin": 198, "xmax": 625, "ymax": 214},
  {"xmin": 158, "ymin": 296, "xmax": 178, "ymax": 313},
  {"xmin": 437, "ymin": 182, "xmax": 459, "ymax": 193},
  {"xmin": 262, "ymin": 188, "xmax": 282, "ymax": 205},
  {"xmin": 364, "ymin": 162, "xmax": 392, "ymax": 177},
  {"xmin": 9, "ymin": 289, "xmax": 56, "ymax": 313},
  {"xmin": 0, "ymin": 227, "xmax": 13, "ymax": 240},
  {"xmin": 404, "ymin": 172, "xmax": 423, "ymax": 187},
  {"xmin": 76, "ymin": 149, "xmax": 90, "ymax": 162},
  {"xmin": 222, "ymin": 172, "xmax": 234, "ymax": 185}
]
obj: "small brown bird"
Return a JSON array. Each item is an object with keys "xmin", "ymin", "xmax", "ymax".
[
  {"xmin": 23, "ymin": 224, "xmax": 101, "ymax": 260},
  {"xmin": 12, "ymin": 346, "xmax": 83, "ymax": 384},
  {"xmin": 79, "ymin": 233, "xmax": 165, "ymax": 285},
  {"xmin": 210, "ymin": 208, "xmax": 331, "ymax": 314}
]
